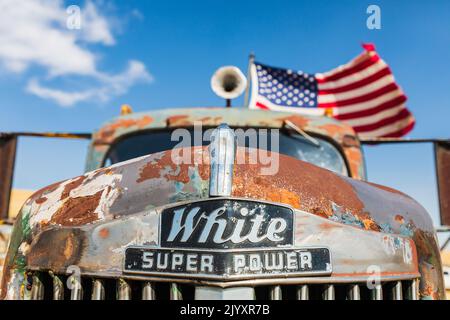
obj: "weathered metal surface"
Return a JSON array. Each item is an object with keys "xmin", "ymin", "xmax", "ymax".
[
  {"xmin": 86, "ymin": 108, "xmax": 366, "ymax": 179},
  {"xmin": 16, "ymin": 200, "xmax": 418, "ymax": 279},
  {"xmin": 0, "ymin": 223, "xmax": 13, "ymax": 281},
  {"xmin": 0, "ymin": 135, "xmax": 17, "ymax": 220},
  {"xmin": 0, "ymin": 147, "xmax": 444, "ymax": 299},
  {"xmin": 435, "ymin": 141, "xmax": 450, "ymax": 226}
]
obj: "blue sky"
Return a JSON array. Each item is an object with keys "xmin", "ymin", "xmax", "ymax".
[{"xmin": 1, "ymin": 0, "xmax": 449, "ymax": 226}]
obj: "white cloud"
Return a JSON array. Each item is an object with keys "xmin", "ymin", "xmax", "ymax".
[
  {"xmin": 27, "ymin": 60, "xmax": 152, "ymax": 107},
  {"xmin": 27, "ymin": 78, "xmax": 95, "ymax": 106},
  {"xmin": 80, "ymin": 1, "xmax": 115, "ymax": 45},
  {"xmin": 0, "ymin": 0, "xmax": 151, "ymax": 106}
]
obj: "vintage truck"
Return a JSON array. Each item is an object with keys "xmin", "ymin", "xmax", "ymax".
[
  {"xmin": 0, "ymin": 102, "xmax": 448, "ymax": 300},
  {"xmin": 1, "ymin": 66, "xmax": 449, "ymax": 300}
]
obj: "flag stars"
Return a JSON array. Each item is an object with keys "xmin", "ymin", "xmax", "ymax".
[{"xmin": 255, "ymin": 62, "xmax": 318, "ymax": 108}]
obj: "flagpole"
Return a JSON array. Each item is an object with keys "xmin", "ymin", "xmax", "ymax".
[{"xmin": 243, "ymin": 52, "xmax": 255, "ymax": 108}]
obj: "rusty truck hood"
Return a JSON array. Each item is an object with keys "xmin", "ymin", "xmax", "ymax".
[
  {"xmin": 1, "ymin": 146, "xmax": 444, "ymax": 299},
  {"xmin": 17, "ymin": 146, "xmax": 432, "ymax": 233}
]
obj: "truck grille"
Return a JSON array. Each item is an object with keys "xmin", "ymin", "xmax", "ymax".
[{"xmin": 28, "ymin": 272, "xmax": 420, "ymax": 300}]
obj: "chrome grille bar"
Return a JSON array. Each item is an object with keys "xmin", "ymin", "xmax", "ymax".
[
  {"xmin": 52, "ymin": 275, "xmax": 64, "ymax": 300},
  {"xmin": 170, "ymin": 283, "xmax": 182, "ymax": 300},
  {"xmin": 270, "ymin": 285, "xmax": 282, "ymax": 300},
  {"xmin": 371, "ymin": 284, "xmax": 383, "ymax": 300},
  {"xmin": 117, "ymin": 279, "xmax": 132, "ymax": 300},
  {"xmin": 142, "ymin": 282, "xmax": 155, "ymax": 300},
  {"xmin": 297, "ymin": 285, "xmax": 309, "ymax": 300},
  {"xmin": 347, "ymin": 284, "xmax": 360, "ymax": 300},
  {"xmin": 69, "ymin": 276, "xmax": 83, "ymax": 300},
  {"xmin": 31, "ymin": 274, "xmax": 44, "ymax": 300},
  {"xmin": 407, "ymin": 279, "xmax": 419, "ymax": 300},
  {"xmin": 91, "ymin": 279, "xmax": 105, "ymax": 300},
  {"xmin": 322, "ymin": 284, "xmax": 335, "ymax": 300},
  {"xmin": 392, "ymin": 281, "xmax": 403, "ymax": 300},
  {"xmin": 29, "ymin": 271, "xmax": 420, "ymax": 300}
]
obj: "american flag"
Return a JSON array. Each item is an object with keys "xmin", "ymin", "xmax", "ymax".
[{"xmin": 248, "ymin": 44, "xmax": 415, "ymax": 138}]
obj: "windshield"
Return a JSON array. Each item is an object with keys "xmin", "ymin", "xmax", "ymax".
[{"xmin": 104, "ymin": 129, "xmax": 348, "ymax": 175}]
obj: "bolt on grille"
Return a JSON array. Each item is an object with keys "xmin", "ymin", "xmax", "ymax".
[{"xmin": 27, "ymin": 272, "xmax": 419, "ymax": 300}]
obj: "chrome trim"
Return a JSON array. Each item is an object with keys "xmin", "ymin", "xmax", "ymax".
[
  {"xmin": 297, "ymin": 285, "xmax": 309, "ymax": 300},
  {"xmin": 170, "ymin": 283, "xmax": 182, "ymax": 300},
  {"xmin": 117, "ymin": 279, "xmax": 131, "ymax": 300},
  {"xmin": 408, "ymin": 279, "xmax": 419, "ymax": 300},
  {"xmin": 123, "ymin": 246, "xmax": 331, "ymax": 280},
  {"xmin": 34, "ymin": 267, "xmax": 418, "ymax": 288},
  {"xmin": 92, "ymin": 279, "xmax": 105, "ymax": 300},
  {"xmin": 209, "ymin": 124, "xmax": 236, "ymax": 197},
  {"xmin": 52, "ymin": 275, "xmax": 64, "ymax": 300},
  {"xmin": 70, "ymin": 277, "xmax": 83, "ymax": 300},
  {"xmin": 392, "ymin": 281, "xmax": 403, "ymax": 300},
  {"xmin": 347, "ymin": 284, "xmax": 360, "ymax": 300},
  {"xmin": 31, "ymin": 275, "xmax": 44, "ymax": 300},
  {"xmin": 142, "ymin": 282, "xmax": 155, "ymax": 300},
  {"xmin": 322, "ymin": 284, "xmax": 335, "ymax": 300},
  {"xmin": 270, "ymin": 286, "xmax": 282, "ymax": 300},
  {"xmin": 371, "ymin": 284, "xmax": 383, "ymax": 300},
  {"xmin": 26, "ymin": 271, "xmax": 421, "ymax": 300},
  {"xmin": 195, "ymin": 286, "xmax": 255, "ymax": 300}
]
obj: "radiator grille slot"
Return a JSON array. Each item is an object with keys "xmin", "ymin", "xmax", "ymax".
[{"xmin": 27, "ymin": 272, "xmax": 419, "ymax": 300}]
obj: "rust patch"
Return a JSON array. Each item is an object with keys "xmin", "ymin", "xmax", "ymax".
[
  {"xmin": 98, "ymin": 227, "xmax": 109, "ymax": 239},
  {"xmin": 359, "ymin": 214, "xmax": 380, "ymax": 231},
  {"xmin": 232, "ymin": 149, "xmax": 370, "ymax": 228},
  {"xmin": 343, "ymin": 147, "xmax": 363, "ymax": 179},
  {"xmin": 422, "ymin": 282, "xmax": 440, "ymax": 300},
  {"xmin": 84, "ymin": 167, "xmax": 115, "ymax": 184},
  {"xmin": 404, "ymin": 220, "xmax": 446, "ymax": 299},
  {"xmin": 318, "ymin": 123, "xmax": 353, "ymax": 141},
  {"xmin": 137, "ymin": 160, "xmax": 164, "ymax": 182},
  {"xmin": 279, "ymin": 115, "xmax": 311, "ymax": 129},
  {"xmin": 27, "ymin": 229, "xmax": 84, "ymax": 272},
  {"xmin": 311, "ymin": 207, "xmax": 330, "ymax": 219},
  {"xmin": 39, "ymin": 219, "xmax": 50, "ymax": 229},
  {"xmin": 318, "ymin": 222, "xmax": 339, "ymax": 230},
  {"xmin": 395, "ymin": 214, "xmax": 405, "ymax": 224},
  {"xmin": 137, "ymin": 147, "xmax": 210, "ymax": 184},
  {"xmin": 63, "ymin": 235, "xmax": 74, "ymax": 259},
  {"xmin": 96, "ymin": 115, "xmax": 153, "ymax": 144},
  {"xmin": 342, "ymin": 134, "xmax": 360, "ymax": 148},
  {"xmin": 60, "ymin": 176, "xmax": 86, "ymax": 200},
  {"xmin": 51, "ymin": 190, "xmax": 103, "ymax": 226},
  {"xmin": 166, "ymin": 115, "xmax": 190, "ymax": 127},
  {"xmin": 35, "ymin": 197, "xmax": 47, "ymax": 204},
  {"xmin": 251, "ymin": 176, "xmax": 301, "ymax": 208},
  {"xmin": 167, "ymin": 115, "xmax": 225, "ymax": 127},
  {"xmin": 92, "ymin": 167, "xmax": 113, "ymax": 178}
]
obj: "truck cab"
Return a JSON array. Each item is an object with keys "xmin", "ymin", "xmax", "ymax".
[{"xmin": 0, "ymin": 107, "xmax": 445, "ymax": 300}]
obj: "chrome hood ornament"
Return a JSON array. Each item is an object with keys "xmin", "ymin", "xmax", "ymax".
[{"xmin": 208, "ymin": 123, "xmax": 236, "ymax": 197}]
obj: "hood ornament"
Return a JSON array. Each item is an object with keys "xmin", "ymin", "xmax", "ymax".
[{"xmin": 209, "ymin": 124, "xmax": 236, "ymax": 197}]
